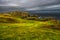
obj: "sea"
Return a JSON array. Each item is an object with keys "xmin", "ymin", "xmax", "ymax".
[{"xmin": 30, "ymin": 13, "xmax": 60, "ymax": 20}]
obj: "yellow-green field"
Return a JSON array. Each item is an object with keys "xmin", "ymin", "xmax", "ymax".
[{"xmin": 0, "ymin": 16, "xmax": 60, "ymax": 40}]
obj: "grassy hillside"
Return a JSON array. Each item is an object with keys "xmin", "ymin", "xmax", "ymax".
[{"xmin": 0, "ymin": 11, "xmax": 60, "ymax": 40}]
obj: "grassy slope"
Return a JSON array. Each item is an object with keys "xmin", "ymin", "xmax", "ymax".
[{"xmin": 0, "ymin": 16, "xmax": 60, "ymax": 40}]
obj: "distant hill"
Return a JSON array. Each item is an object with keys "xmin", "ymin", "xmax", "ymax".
[
  {"xmin": 0, "ymin": 11, "xmax": 29, "ymax": 17},
  {"xmin": 1, "ymin": 11, "xmax": 39, "ymax": 20},
  {"xmin": 0, "ymin": 11, "xmax": 38, "ymax": 23},
  {"xmin": 0, "ymin": 11, "xmax": 28, "ymax": 23},
  {"xmin": 0, "ymin": 11, "xmax": 58, "ymax": 23}
]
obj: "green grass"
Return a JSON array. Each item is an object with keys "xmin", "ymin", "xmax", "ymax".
[{"xmin": 0, "ymin": 17, "xmax": 60, "ymax": 40}]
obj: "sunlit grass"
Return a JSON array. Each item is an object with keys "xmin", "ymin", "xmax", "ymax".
[{"xmin": 0, "ymin": 16, "xmax": 60, "ymax": 40}]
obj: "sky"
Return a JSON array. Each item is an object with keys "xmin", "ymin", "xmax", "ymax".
[{"xmin": 0, "ymin": 0, "xmax": 60, "ymax": 12}]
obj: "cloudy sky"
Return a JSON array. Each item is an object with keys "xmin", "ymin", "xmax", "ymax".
[{"xmin": 0, "ymin": 0, "xmax": 60, "ymax": 12}]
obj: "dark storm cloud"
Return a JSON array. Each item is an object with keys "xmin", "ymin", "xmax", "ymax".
[
  {"xmin": 0, "ymin": 0, "xmax": 59, "ymax": 6},
  {"xmin": 0, "ymin": 0, "xmax": 60, "ymax": 11}
]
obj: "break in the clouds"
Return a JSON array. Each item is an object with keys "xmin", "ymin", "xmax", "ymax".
[
  {"xmin": 26, "ymin": 4, "xmax": 60, "ymax": 11},
  {"xmin": 0, "ymin": 0, "xmax": 60, "ymax": 11}
]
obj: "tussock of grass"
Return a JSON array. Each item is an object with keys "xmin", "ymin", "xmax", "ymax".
[
  {"xmin": 0, "ymin": 18, "xmax": 60, "ymax": 40},
  {"xmin": 0, "ymin": 14, "xmax": 60, "ymax": 40}
]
